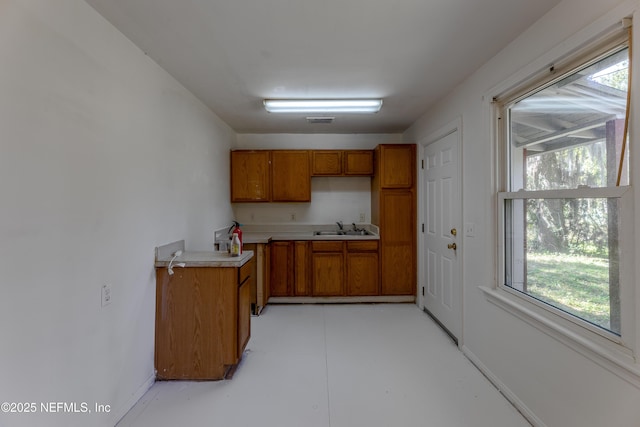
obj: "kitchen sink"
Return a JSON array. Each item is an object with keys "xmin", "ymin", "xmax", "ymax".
[
  {"xmin": 313, "ymin": 230, "xmax": 374, "ymax": 236},
  {"xmin": 342, "ymin": 230, "xmax": 371, "ymax": 236}
]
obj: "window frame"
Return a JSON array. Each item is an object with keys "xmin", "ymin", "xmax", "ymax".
[
  {"xmin": 497, "ymin": 187, "xmax": 632, "ymax": 345},
  {"xmin": 482, "ymin": 19, "xmax": 640, "ymax": 387}
]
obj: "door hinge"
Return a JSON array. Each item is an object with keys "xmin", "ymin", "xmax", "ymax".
[
  {"xmin": 422, "ymin": 223, "xmax": 425, "ymax": 233},
  {"xmin": 421, "ymin": 159, "xmax": 424, "ymax": 169},
  {"xmin": 422, "ymin": 287, "xmax": 425, "ymax": 296}
]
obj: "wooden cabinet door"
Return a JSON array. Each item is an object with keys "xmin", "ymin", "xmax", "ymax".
[
  {"xmin": 155, "ymin": 267, "xmax": 237, "ymax": 380},
  {"xmin": 344, "ymin": 150, "xmax": 374, "ymax": 176},
  {"xmin": 269, "ymin": 241, "xmax": 293, "ymax": 296},
  {"xmin": 231, "ymin": 151, "xmax": 271, "ymax": 202},
  {"xmin": 312, "ymin": 150, "xmax": 342, "ymax": 176},
  {"xmin": 378, "ymin": 145, "xmax": 415, "ymax": 188},
  {"xmin": 311, "ymin": 241, "xmax": 345, "ymax": 296},
  {"xmin": 346, "ymin": 252, "xmax": 379, "ymax": 296},
  {"xmin": 312, "ymin": 252, "xmax": 344, "ymax": 296},
  {"xmin": 238, "ymin": 277, "xmax": 251, "ymax": 357},
  {"xmin": 346, "ymin": 240, "xmax": 379, "ymax": 296},
  {"xmin": 242, "ymin": 243, "xmax": 258, "ymax": 308},
  {"xmin": 380, "ymin": 190, "xmax": 415, "ymax": 295},
  {"xmin": 271, "ymin": 151, "xmax": 311, "ymax": 202},
  {"xmin": 294, "ymin": 241, "xmax": 310, "ymax": 296}
]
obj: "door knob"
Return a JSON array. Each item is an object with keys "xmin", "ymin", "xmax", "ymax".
[
  {"xmin": 451, "ymin": 228, "xmax": 457, "ymax": 236},
  {"xmin": 447, "ymin": 243, "xmax": 457, "ymax": 250}
]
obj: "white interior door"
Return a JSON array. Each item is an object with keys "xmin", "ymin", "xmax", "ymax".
[{"xmin": 423, "ymin": 129, "xmax": 461, "ymax": 342}]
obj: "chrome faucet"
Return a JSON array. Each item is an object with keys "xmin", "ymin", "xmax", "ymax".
[{"xmin": 336, "ymin": 221, "xmax": 344, "ymax": 230}]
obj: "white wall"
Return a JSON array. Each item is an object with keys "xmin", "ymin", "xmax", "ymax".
[
  {"xmin": 404, "ymin": 0, "xmax": 640, "ymax": 426},
  {"xmin": 0, "ymin": 1, "xmax": 235, "ymax": 426},
  {"xmin": 233, "ymin": 134, "xmax": 400, "ymax": 224}
]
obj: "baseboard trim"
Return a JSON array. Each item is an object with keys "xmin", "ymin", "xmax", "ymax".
[
  {"xmin": 461, "ymin": 345, "xmax": 544, "ymax": 427},
  {"xmin": 111, "ymin": 373, "xmax": 155, "ymax": 426},
  {"xmin": 423, "ymin": 307, "xmax": 458, "ymax": 346},
  {"xmin": 268, "ymin": 296, "xmax": 416, "ymax": 304}
]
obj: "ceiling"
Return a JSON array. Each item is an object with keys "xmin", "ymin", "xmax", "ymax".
[{"xmin": 84, "ymin": 0, "xmax": 562, "ymax": 134}]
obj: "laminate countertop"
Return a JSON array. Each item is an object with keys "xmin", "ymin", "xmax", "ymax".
[
  {"xmin": 155, "ymin": 250, "xmax": 254, "ymax": 268},
  {"xmin": 238, "ymin": 224, "xmax": 380, "ymax": 244}
]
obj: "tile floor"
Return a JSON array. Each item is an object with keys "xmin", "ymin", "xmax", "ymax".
[{"xmin": 117, "ymin": 304, "xmax": 530, "ymax": 427}]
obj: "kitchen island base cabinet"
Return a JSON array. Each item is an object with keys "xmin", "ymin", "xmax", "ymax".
[{"xmin": 155, "ymin": 264, "xmax": 251, "ymax": 380}]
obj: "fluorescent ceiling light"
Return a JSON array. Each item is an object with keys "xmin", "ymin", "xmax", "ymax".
[{"xmin": 264, "ymin": 99, "xmax": 383, "ymax": 113}]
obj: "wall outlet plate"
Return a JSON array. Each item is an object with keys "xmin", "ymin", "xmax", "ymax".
[
  {"xmin": 465, "ymin": 222, "xmax": 475, "ymax": 237},
  {"xmin": 101, "ymin": 284, "xmax": 112, "ymax": 307}
]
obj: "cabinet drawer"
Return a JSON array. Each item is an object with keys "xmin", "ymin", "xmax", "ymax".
[
  {"xmin": 311, "ymin": 241, "xmax": 344, "ymax": 252},
  {"xmin": 239, "ymin": 259, "xmax": 252, "ymax": 284},
  {"xmin": 347, "ymin": 240, "xmax": 379, "ymax": 252}
]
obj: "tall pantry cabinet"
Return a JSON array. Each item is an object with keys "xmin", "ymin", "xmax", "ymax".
[{"xmin": 371, "ymin": 144, "xmax": 417, "ymax": 296}]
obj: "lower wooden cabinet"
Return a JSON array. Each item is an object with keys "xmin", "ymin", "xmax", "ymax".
[
  {"xmin": 244, "ymin": 243, "xmax": 269, "ymax": 314},
  {"xmin": 155, "ymin": 263, "xmax": 251, "ymax": 380},
  {"xmin": 267, "ymin": 240, "xmax": 380, "ymax": 298},
  {"xmin": 294, "ymin": 241, "xmax": 310, "ymax": 296},
  {"xmin": 238, "ymin": 276, "xmax": 251, "ymax": 355},
  {"xmin": 379, "ymin": 190, "xmax": 415, "ymax": 295},
  {"xmin": 269, "ymin": 241, "xmax": 293, "ymax": 297},
  {"xmin": 346, "ymin": 241, "xmax": 380, "ymax": 296},
  {"xmin": 311, "ymin": 241, "xmax": 345, "ymax": 296}
]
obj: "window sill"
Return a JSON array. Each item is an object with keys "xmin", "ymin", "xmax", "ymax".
[{"xmin": 479, "ymin": 285, "xmax": 640, "ymax": 389}]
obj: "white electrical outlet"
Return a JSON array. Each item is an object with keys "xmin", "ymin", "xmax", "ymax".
[
  {"xmin": 359, "ymin": 212, "xmax": 366, "ymax": 222},
  {"xmin": 101, "ymin": 284, "xmax": 112, "ymax": 307},
  {"xmin": 465, "ymin": 222, "xmax": 475, "ymax": 237}
]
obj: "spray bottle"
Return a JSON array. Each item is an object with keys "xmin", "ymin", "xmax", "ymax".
[{"xmin": 228, "ymin": 221, "xmax": 243, "ymax": 254}]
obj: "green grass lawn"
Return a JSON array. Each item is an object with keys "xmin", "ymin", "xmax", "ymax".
[{"xmin": 526, "ymin": 252, "xmax": 611, "ymax": 330}]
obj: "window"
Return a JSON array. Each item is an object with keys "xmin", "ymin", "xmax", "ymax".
[{"xmin": 497, "ymin": 35, "xmax": 631, "ymax": 339}]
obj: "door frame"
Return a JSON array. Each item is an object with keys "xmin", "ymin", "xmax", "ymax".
[{"xmin": 417, "ymin": 117, "xmax": 464, "ymax": 347}]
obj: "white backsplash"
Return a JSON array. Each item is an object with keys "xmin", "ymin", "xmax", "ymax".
[{"xmin": 232, "ymin": 176, "xmax": 371, "ymax": 225}]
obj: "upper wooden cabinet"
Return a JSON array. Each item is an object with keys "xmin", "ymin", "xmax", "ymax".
[
  {"xmin": 312, "ymin": 150, "xmax": 343, "ymax": 175},
  {"xmin": 376, "ymin": 145, "xmax": 415, "ymax": 188},
  {"xmin": 271, "ymin": 150, "xmax": 311, "ymax": 202},
  {"xmin": 231, "ymin": 151, "xmax": 271, "ymax": 202},
  {"xmin": 311, "ymin": 150, "xmax": 374, "ymax": 176},
  {"xmin": 231, "ymin": 150, "xmax": 310, "ymax": 203},
  {"xmin": 344, "ymin": 150, "xmax": 374, "ymax": 176}
]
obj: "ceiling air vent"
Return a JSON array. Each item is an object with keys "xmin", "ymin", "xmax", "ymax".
[{"xmin": 306, "ymin": 116, "xmax": 335, "ymax": 124}]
